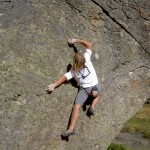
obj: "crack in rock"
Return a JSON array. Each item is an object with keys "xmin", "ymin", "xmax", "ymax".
[
  {"xmin": 91, "ymin": 0, "xmax": 149, "ymax": 54},
  {"xmin": 0, "ymin": 0, "xmax": 12, "ymax": 3},
  {"xmin": 65, "ymin": 0, "xmax": 98, "ymax": 30},
  {"xmin": 65, "ymin": 0, "xmax": 82, "ymax": 13}
]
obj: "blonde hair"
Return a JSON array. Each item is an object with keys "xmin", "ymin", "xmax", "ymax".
[{"xmin": 72, "ymin": 53, "xmax": 85, "ymax": 73}]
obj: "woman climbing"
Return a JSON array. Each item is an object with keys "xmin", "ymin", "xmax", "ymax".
[{"xmin": 46, "ymin": 38, "xmax": 101, "ymax": 137}]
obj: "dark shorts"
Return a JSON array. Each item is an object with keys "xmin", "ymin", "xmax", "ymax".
[{"xmin": 74, "ymin": 83, "xmax": 101, "ymax": 106}]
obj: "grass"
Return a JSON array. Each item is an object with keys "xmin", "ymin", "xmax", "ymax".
[
  {"xmin": 107, "ymin": 143, "xmax": 134, "ymax": 150},
  {"xmin": 122, "ymin": 104, "xmax": 150, "ymax": 138}
]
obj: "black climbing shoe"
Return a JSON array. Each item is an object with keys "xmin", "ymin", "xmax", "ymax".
[
  {"xmin": 88, "ymin": 107, "xmax": 95, "ymax": 116},
  {"xmin": 61, "ymin": 129, "xmax": 75, "ymax": 137}
]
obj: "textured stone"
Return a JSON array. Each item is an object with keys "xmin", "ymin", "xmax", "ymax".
[{"xmin": 0, "ymin": 0, "xmax": 150, "ymax": 150}]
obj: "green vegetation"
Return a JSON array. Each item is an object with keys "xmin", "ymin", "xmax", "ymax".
[
  {"xmin": 122, "ymin": 104, "xmax": 150, "ymax": 138},
  {"xmin": 107, "ymin": 143, "xmax": 133, "ymax": 150}
]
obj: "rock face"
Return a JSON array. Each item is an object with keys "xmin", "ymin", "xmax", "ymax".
[{"xmin": 0, "ymin": 0, "xmax": 149, "ymax": 150}]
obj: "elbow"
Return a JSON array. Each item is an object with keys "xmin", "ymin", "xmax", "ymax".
[{"xmin": 87, "ymin": 42, "xmax": 92, "ymax": 49}]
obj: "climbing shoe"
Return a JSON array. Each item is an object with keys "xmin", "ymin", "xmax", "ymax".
[
  {"xmin": 88, "ymin": 107, "xmax": 95, "ymax": 116},
  {"xmin": 61, "ymin": 129, "xmax": 75, "ymax": 137}
]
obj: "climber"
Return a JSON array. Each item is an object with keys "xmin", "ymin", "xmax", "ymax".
[{"xmin": 46, "ymin": 38, "xmax": 101, "ymax": 137}]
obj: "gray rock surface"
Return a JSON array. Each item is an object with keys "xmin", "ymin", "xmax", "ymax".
[{"xmin": 0, "ymin": 0, "xmax": 150, "ymax": 150}]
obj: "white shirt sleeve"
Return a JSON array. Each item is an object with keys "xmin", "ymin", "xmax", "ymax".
[
  {"xmin": 64, "ymin": 70, "xmax": 74, "ymax": 80},
  {"xmin": 84, "ymin": 49, "xmax": 92, "ymax": 63}
]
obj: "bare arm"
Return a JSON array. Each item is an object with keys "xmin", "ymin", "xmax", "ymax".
[
  {"xmin": 54, "ymin": 75, "xmax": 67, "ymax": 87},
  {"xmin": 76, "ymin": 39, "xmax": 92, "ymax": 49},
  {"xmin": 46, "ymin": 75, "xmax": 67, "ymax": 91},
  {"xmin": 68, "ymin": 38, "xmax": 92, "ymax": 49}
]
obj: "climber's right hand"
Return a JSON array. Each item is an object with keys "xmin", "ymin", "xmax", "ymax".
[{"xmin": 46, "ymin": 83, "xmax": 56, "ymax": 92}]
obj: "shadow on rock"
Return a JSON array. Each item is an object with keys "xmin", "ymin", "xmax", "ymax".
[{"xmin": 61, "ymin": 135, "xmax": 69, "ymax": 142}]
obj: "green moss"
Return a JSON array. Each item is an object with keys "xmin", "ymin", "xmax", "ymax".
[
  {"xmin": 144, "ymin": 130, "xmax": 150, "ymax": 138},
  {"xmin": 107, "ymin": 143, "xmax": 133, "ymax": 150},
  {"xmin": 122, "ymin": 105, "xmax": 150, "ymax": 138}
]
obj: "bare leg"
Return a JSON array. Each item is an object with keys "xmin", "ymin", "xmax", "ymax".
[
  {"xmin": 90, "ymin": 96, "xmax": 100, "ymax": 109},
  {"xmin": 68, "ymin": 103, "xmax": 81, "ymax": 131}
]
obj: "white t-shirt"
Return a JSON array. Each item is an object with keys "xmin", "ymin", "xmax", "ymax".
[{"xmin": 65, "ymin": 49, "xmax": 98, "ymax": 88}]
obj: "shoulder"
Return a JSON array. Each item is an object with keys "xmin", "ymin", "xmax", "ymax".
[
  {"xmin": 84, "ymin": 49, "xmax": 92, "ymax": 59},
  {"xmin": 64, "ymin": 70, "xmax": 75, "ymax": 80},
  {"xmin": 86, "ymin": 49, "xmax": 92, "ymax": 55}
]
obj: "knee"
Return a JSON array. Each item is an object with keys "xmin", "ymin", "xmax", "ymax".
[{"xmin": 73, "ymin": 104, "xmax": 81, "ymax": 110}]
